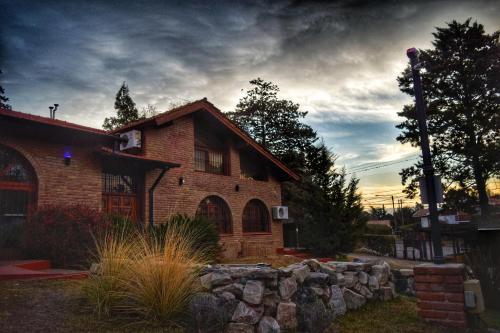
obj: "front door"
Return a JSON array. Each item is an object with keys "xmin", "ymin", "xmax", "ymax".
[{"xmin": 102, "ymin": 172, "xmax": 140, "ymax": 222}]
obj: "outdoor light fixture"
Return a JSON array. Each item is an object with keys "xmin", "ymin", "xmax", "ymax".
[
  {"xmin": 178, "ymin": 177, "xmax": 185, "ymax": 186},
  {"xmin": 63, "ymin": 149, "xmax": 72, "ymax": 166},
  {"xmin": 235, "ymin": 184, "xmax": 240, "ymax": 192}
]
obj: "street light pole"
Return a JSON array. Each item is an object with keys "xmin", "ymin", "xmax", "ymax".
[{"xmin": 407, "ymin": 47, "xmax": 444, "ymax": 264}]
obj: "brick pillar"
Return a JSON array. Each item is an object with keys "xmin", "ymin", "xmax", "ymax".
[{"xmin": 414, "ymin": 263, "xmax": 467, "ymax": 329}]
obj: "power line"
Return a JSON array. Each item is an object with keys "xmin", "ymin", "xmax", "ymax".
[{"xmin": 346, "ymin": 157, "xmax": 419, "ymax": 175}]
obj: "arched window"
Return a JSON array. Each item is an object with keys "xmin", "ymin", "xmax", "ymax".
[
  {"xmin": 0, "ymin": 145, "xmax": 37, "ymax": 224},
  {"xmin": 243, "ymin": 199, "xmax": 270, "ymax": 233},
  {"xmin": 196, "ymin": 196, "xmax": 232, "ymax": 234}
]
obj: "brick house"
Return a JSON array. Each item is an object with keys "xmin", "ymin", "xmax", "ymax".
[{"xmin": 0, "ymin": 99, "xmax": 298, "ymax": 258}]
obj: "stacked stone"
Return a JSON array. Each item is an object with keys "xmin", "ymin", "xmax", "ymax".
[{"xmin": 189, "ymin": 259, "xmax": 397, "ymax": 333}]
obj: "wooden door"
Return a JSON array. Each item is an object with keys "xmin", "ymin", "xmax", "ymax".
[{"xmin": 102, "ymin": 194, "xmax": 138, "ymax": 221}]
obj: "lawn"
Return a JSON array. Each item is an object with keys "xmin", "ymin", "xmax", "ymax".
[{"xmin": 0, "ymin": 279, "xmax": 498, "ymax": 333}]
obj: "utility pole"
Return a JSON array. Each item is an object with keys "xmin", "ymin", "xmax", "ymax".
[
  {"xmin": 407, "ymin": 47, "xmax": 444, "ymax": 264},
  {"xmin": 399, "ymin": 199, "xmax": 405, "ymax": 225},
  {"xmin": 391, "ymin": 195, "xmax": 396, "ymax": 229}
]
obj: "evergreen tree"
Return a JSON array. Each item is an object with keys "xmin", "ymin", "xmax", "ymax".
[
  {"xmin": 0, "ymin": 70, "xmax": 11, "ymax": 110},
  {"xmin": 227, "ymin": 78, "xmax": 317, "ymax": 170},
  {"xmin": 397, "ymin": 19, "xmax": 499, "ymax": 214},
  {"xmin": 230, "ymin": 78, "xmax": 366, "ymax": 255},
  {"xmin": 103, "ymin": 82, "xmax": 144, "ymax": 130}
]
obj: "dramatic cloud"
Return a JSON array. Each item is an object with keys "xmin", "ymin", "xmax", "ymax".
[{"xmin": 1, "ymin": 0, "xmax": 498, "ymax": 197}]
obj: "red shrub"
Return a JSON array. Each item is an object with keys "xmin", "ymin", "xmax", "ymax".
[{"xmin": 21, "ymin": 205, "xmax": 108, "ymax": 268}]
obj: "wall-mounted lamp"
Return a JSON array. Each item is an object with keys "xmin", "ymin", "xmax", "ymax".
[
  {"xmin": 235, "ymin": 184, "xmax": 240, "ymax": 192},
  {"xmin": 178, "ymin": 177, "xmax": 185, "ymax": 186},
  {"xmin": 63, "ymin": 150, "xmax": 72, "ymax": 166}
]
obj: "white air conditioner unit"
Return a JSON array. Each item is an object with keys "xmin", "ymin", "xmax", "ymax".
[
  {"xmin": 119, "ymin": 130, "xmax": 142, "ymax": 151},
  {"xmin": 272, "ymin": 206, "xmax": 288, "ymax": 220}
]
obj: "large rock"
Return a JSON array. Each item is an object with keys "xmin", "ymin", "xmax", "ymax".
[
  {"xmin": 226, "ymin": 323, "xmax": 254, "ymax": 333},
  {"xmin": 263, "ymin": 291, "xmax": 281, "ymax": 316},
  {"xmin": 294, "ymin": 286, "xmax": 334, "ymax": 333},
  {"xmin": 232, "ymin": 301, "xmax": 264, "ymax": 325},
  {"xmin": 292, "ymin": 265, "xmax": 310, "ymax": 283},
  {"xmin": 380, "ymin": 286, "xmax": 394, "ymax": 301},
  {"xmin": 257, "ymin": 316, "xmax": 280, "ymax": 333},
  {"xmin": 188, "ymin": 293, "xmax": 227, "ymax": 333},
  {"xmin": 213, "ymin": 283, "xmax": 245, "ymax": 299},
  {"xmin": 344, "ymin": 271, "xmax": 359, "ymax": 288},
  {"xmin": 302, "ymin": 259, "xmax": 321, "ymax": 272},
  {"xmin": 276, "ymin": 302, "xmax": 298, "ymax": 330},
  {"xmin": 279, "ymin": 277, "xmax": 297, "ymax": 300},
  {"xmin": 305, "ymin": 272, "xmax": 329, "ymax": 285},
  {"xmin": 359, "ymin": 285, "xmax": 374, "ymax": 300},
  {"xmin": 200, "ymin": 273, "xmax": 213, "ymax": 290},
  {"xmin": 336, "ymin": 273, "xmax": 346, "ymax": 287},
  {"xmin": 343, "ymin": 288, "xmax": 366, "ymax": 310},
  {"xmin": 329, "ymin": 285, "xmax": 347, "ymax": 316},
  {"xmin": 211, "ymin": 272, "xmax": 232, "ymax": 287},
  {"xmin": 371, "ymin": 263, "xmax": 390, "ymax": 285},
  {"xmin": 243, "ymin": 280, "xmax": 265, "ymax": 305},
  {"xmin": 358, "ymin": 271, "xmax": 368, "ymax": 285},
  {"xmin": 368, "ymin": 275, "xmax": 379, "ymax": 291}
]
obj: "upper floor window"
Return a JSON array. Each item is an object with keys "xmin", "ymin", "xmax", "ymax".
[
  {"xmin": 195, "ymin": 148, "xmax": 228, "ymax": 175},
  {"xmin": 240, "ymin": 150, "xmax": 268, "ymax": 181},
  {"xmin": 194, "ymin": 120, "xmax": 229, "ymax": 175}
]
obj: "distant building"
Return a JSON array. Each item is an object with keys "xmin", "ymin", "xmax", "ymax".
[
  {"xmin": 412, "ymin": 208, "xmax": 471, "ymax": 229},
  {"xmin": 366, "ymin": 219, "xmax": 392, "ymax": 228}
]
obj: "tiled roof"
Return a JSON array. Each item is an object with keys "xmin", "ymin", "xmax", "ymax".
[
  {"xmin": 111, "ymin": 98, "xmax": 300, "ymax": 181},
  {"xmin": 0, "ymin": 107, "xmax": 110, "ymax": 136}
]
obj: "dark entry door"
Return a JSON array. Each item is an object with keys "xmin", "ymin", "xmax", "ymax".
[{"xmin": 283, "ymin": 222, "xmax": 298, "ymax": 248}]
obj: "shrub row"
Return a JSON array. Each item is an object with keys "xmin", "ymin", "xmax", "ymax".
[
  {"xmin": 364, "ymin": 224, "xmax": 393, "ymax": 235},
  {"xmin": 360, "ymin": 234, "xmax": 396, "ymax": 256},
  {"xmin": 20, "ymin": 205, "xmax": 220, "ymax": 268}
]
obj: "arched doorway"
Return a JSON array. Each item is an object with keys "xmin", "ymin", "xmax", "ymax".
[{"xmin": 0, "ymin": 145, "xmax": 37, "ymax": 224}]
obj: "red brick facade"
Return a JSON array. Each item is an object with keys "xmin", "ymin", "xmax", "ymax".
[
  {"xmin": 0, "ymin": 101, "xmax": 294, "ymax": 258},
  {"xmin": 414, "ymin": 263, "xmax": 467, "ymax": 329}
]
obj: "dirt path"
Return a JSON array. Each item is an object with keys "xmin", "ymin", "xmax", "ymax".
[{"xmin": 348, "ymin": 253, "xmax": 426, "ymax": 269}]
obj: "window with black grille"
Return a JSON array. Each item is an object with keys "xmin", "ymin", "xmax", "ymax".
[
  {"xmin": 243, "ymin": 199, "xmax": 270, "ymax": 233},
  {"xmin": 102, "ymin": 173, "xmax": 137, "ymax": 194},
  {"xmin": 196, "ymin": 195, "xmax": 232, "ymax": 234}
]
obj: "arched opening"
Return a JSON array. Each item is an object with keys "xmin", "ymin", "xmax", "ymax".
[
  {"xmin": 0, "ymin": 144, "xmax": 37, "ymax": 225},
  {"xmin": 196, "ymin": 195, "xmax": 232, "ymax": 234},
  {"xmin": 243, "ymin": 199, "xmax": 270, "ymax": 233}
]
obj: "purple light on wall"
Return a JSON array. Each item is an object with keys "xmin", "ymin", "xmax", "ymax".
[{"xmin": 63, "ymin": 147, "xmax": 72, "ymax": 165}]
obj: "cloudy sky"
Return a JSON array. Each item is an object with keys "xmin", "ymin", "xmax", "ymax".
[{"xmin": 1, "ymin": 0, "xmax": 499, "ymax": 207}]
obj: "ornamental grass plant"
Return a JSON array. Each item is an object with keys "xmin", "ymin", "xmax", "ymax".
[{"xmin": 83, "ymin": 217, "xmax": 211, "ymax": 325}]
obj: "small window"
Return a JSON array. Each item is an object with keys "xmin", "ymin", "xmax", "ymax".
[
  {"xmin": 243, "ymin": 199, "xmax": 270, "ymax": 233},
  {"xmin": 102, "ymin": 173, "xmax": 137, "ymax": 194},
  {"xmin": 240, "ymin": 150, "xmax": 268, "ymax": 181},
  {"xmin": 196, "ymin": 195, "xmax": 232, "ymax": 234},
  {"xmin": 195, "ymin": 148, "xmax": 228, "ymax": 175}
]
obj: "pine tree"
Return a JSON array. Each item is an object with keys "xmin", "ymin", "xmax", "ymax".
[
  {"xmin": 227, "ymin": 78, "xmax": 317, "ymax": 171},
  {"xmin": 397, "ymin": 19, "xmax": 500, "ymax": 214},
  {"xmin": 103, "ymin": 82, "xmax": 144, "ymax": 130},
  {"xmin": 0, "ymin": 70, "xmax": 12, "ymax": 110},
  {"xmin": 230, "ymin": 78, "xmax": 366, "ymax": 255}
]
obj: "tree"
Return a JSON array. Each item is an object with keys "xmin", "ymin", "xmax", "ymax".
[
  {"xmin": 227, "ymin": 78, "xmax": 317, "ymax": 170},
  {"xmin": 396, "ymin": 19, "xmax": 500, "ymax": 214},
  {"xmin": 140, "ymin": 104, "xmax": 159, "ymax": 118},
  {"xmin": 230, "ymin": 78, "xmax": 366, "ymax": 255},
  {"xmin": 0, "ymin": 70, "xmax": 11, "ymax": 110},
  {"xmin": 103, "ymin": 82, "xmax": 144, "ymax": 130},
  {"xmin": 369, "ymin": 206, "xmax": 390, "ymax": 220}
]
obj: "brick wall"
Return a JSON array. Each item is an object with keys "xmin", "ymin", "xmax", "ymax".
[
  {"xmin": 414, "ymin": 263, "xmax": 467, "ymax": 329},
  {"xmin": 141, "ymin": 114, "xmax": 284, "ymax": 258},
  {"xmin": 0, "ymin": 135, "xmax": 102, "ymax": 208}
]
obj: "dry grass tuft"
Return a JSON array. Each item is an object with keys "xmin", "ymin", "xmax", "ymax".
[{"xmin": 82, "ymin": 223, "xmax": 210, "ymax": 324}]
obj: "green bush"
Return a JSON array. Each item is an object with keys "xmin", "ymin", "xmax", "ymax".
[
  {"xmin": 365, "ymin": 224, "xmax": 392, "ymax": 235},
  {"xmin": 360, "ymin": 234, "xmax": 396, "ymax": 256},
  {"xmin": 0, "ymin": 223, "xmax": 21, "ymax": 247},
  {"xmin": 21, "ymin": 205, "xmax": 108, "ymax": 267},
  {"xmin": 150, "ymin": 214, "xmax": 221, "ymax": 262}
]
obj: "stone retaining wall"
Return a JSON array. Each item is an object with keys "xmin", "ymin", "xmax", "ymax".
[{"xmin": 188, "ymin": 259, "xmax": 398, "ymax": 333}]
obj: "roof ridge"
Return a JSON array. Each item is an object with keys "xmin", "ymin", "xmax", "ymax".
[{"xmin": 0, "ymin": 107, "xmax": 107, "ymax": 134}]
